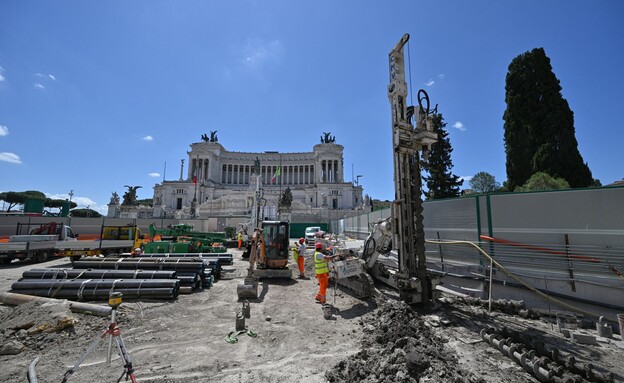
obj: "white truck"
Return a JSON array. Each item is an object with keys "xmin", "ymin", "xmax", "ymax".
[
  {"xmin": 0, "ymin": 222, "xmax": 148, "ymax": 265},
  {"xmin": 0, "ymin": 222, "xmax": 78, "ymax": 264}
]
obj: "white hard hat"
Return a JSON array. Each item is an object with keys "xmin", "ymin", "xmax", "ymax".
[{"xmin": 133, "ymin": 248, "xmax": 141, "ymax": 252}]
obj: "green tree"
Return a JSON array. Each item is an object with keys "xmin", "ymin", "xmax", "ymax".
[
  {"xmin": 44, "ymin": 198, "xmax": 77, "ymax": 209},
  {"xmin": 70, "ymin": 208, "xmax": 102, "ymax": 218},
  {"xmin": 136, "ymin": 198, "xmax": 153, "ymax": 206},
  {"xmin": 371, "ymin": 199, "xmax": 391, "ymax": 212},
  {"xmin": 469, "ymin": 172, "xmax": 500, "ymax": 193},
  {"xmin": 0, "ymin": 191, "xmax": 27, "ymax": 211},
  {"xmin": 515, "ymin": 172, "xmax": 570, "ymax": 192},
  {"xmin": 591, "ymin": 179, "xmax": 602, "ymax": 187},
  {"xmin": 0, "ymin": 190, "xmax": 46, "ymax": 211},
  {"xmin": 421, "ymin": 113, "xmax": 463, "ymax": 199},
  {"xmin": 503, "ymin": 47, "xmax": 592, "ymax": 190},
  {"xmin": 43, "ymin": 198, "xmax": 77, "ymax": 215}
]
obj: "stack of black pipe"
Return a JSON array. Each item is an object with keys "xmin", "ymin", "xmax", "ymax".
[
  {"xmin": 137, "ymin": 253, "xmax": 233, "ymax": 266},
  {"xmin": 102, "ymin": 257, "xmax": 220, "ymax": 282},
  {"xmin": 73, "ymin": 258, "xmax": 212, "ymax": 287},
  {"xmin": 21, "ymin": 268, "xmax": 202, "ymax": 291},
  {"xmin": 11, "ymin": 279, "xmax": 180, "ymax": 300}
]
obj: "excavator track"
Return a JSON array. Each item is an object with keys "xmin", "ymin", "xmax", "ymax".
[{"xmin": 335, "ymin": 272, "xmax": 375, "ymax": 299}]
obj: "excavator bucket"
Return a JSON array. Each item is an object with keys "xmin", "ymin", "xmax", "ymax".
[{"xmin": 237, "ymin": 277, "xmax": 259, "ymax": 299}]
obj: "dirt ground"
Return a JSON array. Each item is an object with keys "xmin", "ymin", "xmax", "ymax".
[{"xmin": 1, "ymin": 247, "xmax": 623, "ymax": 382}]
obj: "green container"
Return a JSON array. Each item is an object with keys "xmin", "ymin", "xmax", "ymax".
[
  {"xmin": 24, "ymin": 199, "xmax": 44, "ymax": 214},
  {"xmin": 60, "ymin": 201, "xmax": 71, "ymax": 217}
]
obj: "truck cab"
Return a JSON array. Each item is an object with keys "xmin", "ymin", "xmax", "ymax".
[
  {"xmin": 101, "ymin": 225, "xmax": 146, "ymax": 251},
  {"xmin": 26, "ymin": 222, "xmax": 78, "ymax": 241}
]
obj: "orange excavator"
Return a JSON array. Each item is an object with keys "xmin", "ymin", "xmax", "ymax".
[{"xmin": 237, "ymin": 173, "xmax": 291, "ymax": 299}]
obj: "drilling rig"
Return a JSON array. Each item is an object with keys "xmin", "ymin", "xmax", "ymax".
[{"xmin": 336, "ymin": 33, "xmax": 441, "ymax": 305}]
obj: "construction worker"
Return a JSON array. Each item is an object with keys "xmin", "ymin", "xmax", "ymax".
[
  {"xmin": 237, "ymin": 230, "xmax": 243, "ymax": 250},
  {"xmin": 313, "ymin": 242, "xmax": 334, "ymax": 303},
  {"xmin": 294, "ymin": 237, "xmax": 306, "ymax": 279},
  {"xmin": 131, "ymin": 247, "xmax": 142, "ymax": 257}
]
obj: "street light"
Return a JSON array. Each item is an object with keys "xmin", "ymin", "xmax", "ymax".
[{"xmin": 355, "ymin": 175, "xmax": 363, "ymax": 187}]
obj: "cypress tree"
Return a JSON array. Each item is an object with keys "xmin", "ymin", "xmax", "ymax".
[
  {"xmin": 422, "ymin": 113, "xmax": 463, "ymax": 199},
  {"xmin": 503, "ymin": 48, "xmax": 592, "ymax": 190}
]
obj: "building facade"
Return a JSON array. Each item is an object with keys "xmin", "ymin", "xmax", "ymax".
[{"xmin": 152, "ymin": 135, "xmax": 364, "ymax": 220}]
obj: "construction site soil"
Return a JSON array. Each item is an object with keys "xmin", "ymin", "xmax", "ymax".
[{"xmin": 1, "ymin": 248, "xmax": 623, "ymax": 382}]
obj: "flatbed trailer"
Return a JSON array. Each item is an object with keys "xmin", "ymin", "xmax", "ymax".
[{"xmin": 55, "ymin": 239, "xmax": 136, "ymax": 258}]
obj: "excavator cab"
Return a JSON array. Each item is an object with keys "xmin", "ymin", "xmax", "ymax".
[
  {"xmin": 260, "ymin": 221, "xmax": 289, "ymax": 268},
  {"xmin": 237, "ymin": 220, "xmax": 292, "ymax": 300}
]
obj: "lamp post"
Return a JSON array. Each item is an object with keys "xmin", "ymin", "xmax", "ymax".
[{"xmin": 355, "ymin": 175, "xmax": 363, "ymax": 187}]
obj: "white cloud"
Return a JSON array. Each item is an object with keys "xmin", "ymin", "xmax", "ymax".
[
  {"xmin": 240, "ymin": 38, "xmax": 283, "ymax": 69},
  {"xmin": 438, "ymin": 74, "xmax": 445, "ymax": 80},
  {"xmin": 0, "ymin": 152, "xmax": 22, "ymax": 164},
  {"xmin": 148, "ymin": 172, "xmax": 161, "ymax": 178},
  {"xmin": 425, "ymin": 80, "xmax": 435, "ymax": 87},
  {"xmin": 0, "ymin": 66, "xmax": 5, "ymax": 82},
  {"xmin": 35, "ymin": 73, "xmax": 55, "ymax": 81},
  {"xmin": 452, "ymin": 121, "xmax": 466, "ymax": 131},
  {"xmin": 143, "ymin": 135, "xmax": 153, "ymax": 141},
  {"xmin": 0, "ymin": 125, "xmax": 8, "ymax": 136},
  {"xmin": 46, "ymin": 193, "xmax": 108, "ymax": 215},
  {"xmin": 34, "ymin": 83, "xmax": 44, "ymax": 89}
]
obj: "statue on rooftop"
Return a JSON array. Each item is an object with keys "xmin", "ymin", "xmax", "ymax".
[
  {"xmin": 109, "ymin": 191, "xmax": 120, "ymax": 205},
  {"xmin": 122, "ymin": 185, "xmax": 142, "ymax": 206},
  {"xmin": 321, "ymin": 132, "xmax": 336, "ymax": 143},
  {"xmin": 201, "ymin": 131, "xmax": 218, "ymax": 142}
]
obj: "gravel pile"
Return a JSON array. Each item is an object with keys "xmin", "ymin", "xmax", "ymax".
[{"xmin": 326, "ymin": 300, "xmax": 485, "ymax": 383}]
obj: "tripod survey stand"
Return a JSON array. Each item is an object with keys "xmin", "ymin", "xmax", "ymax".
[{"xmin": 62, "ymin": 292, "xmax": 137, "ymax": 383}]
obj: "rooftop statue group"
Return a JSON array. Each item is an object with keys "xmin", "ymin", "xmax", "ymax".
[
  {"xmin": 321, "ymin": 132, "xmax": 336, "ymax": 143},
  {"xmin": 201, "ymin": 131, "xmax": 218, "ymax": 143}
]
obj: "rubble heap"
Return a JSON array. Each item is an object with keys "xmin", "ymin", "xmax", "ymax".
[{"xmin": 326, "ymin": 300, "xmax": 484, "ymax": 383}]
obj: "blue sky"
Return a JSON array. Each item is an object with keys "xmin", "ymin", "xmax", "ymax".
[{"xmin": 1, "ymin": 1, "xmax": 623, "ymax": 214}]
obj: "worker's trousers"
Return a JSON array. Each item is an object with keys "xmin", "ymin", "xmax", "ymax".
[
  {"xmin": 297, "ymin": 256, "xmax": 305, "ymax": 276},
  {"xmin": 315, "ymin": 272, "xmax": 328, "ymax": 302},
  {"xmin": 238, "ymin": 239, "xmax": 242, "ymax": 249}
]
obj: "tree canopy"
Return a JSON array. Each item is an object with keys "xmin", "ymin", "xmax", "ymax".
[
  {"xmin": 503, "ymin": 47, "xmax": 593, "ymax": 190},
  {"xmin": 70, "ymin": 208, "xmax": 102, "ymax": 218},
  {"xmin": 421, "ymin": 113, "xmax": 463, "ymax": 200},
  {"xmin": 1, "ymin": 190, "xmax": 47, "ymax": 211},
  {"xmin": 1, "ymin": 190, "xmax": 78, "ymax": 213},
  {"xmin": 469, "ymin": 172, "xmax": 500, "ymax": 194},
  {"xmin": 515, "ymin": 172, "xmax": 569, "ymax": 192}
]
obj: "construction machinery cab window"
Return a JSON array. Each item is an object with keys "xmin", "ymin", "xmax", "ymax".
[{"xmin": 263, "ymin": 221, "xmax": 288, "ymax": 260}]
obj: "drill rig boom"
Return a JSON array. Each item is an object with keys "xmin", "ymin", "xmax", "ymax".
[{"xmin": 387, "ymin": 33, "xmax": 439, "ymax": 304}]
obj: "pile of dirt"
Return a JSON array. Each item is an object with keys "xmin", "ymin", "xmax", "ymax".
[
  {"xmin": 326, "ymin": 300, "xmax": 484, "ymax": 383},
  {"xmin": 0, "ymin": 300, "xmax": 114, "ymax": 357}
]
